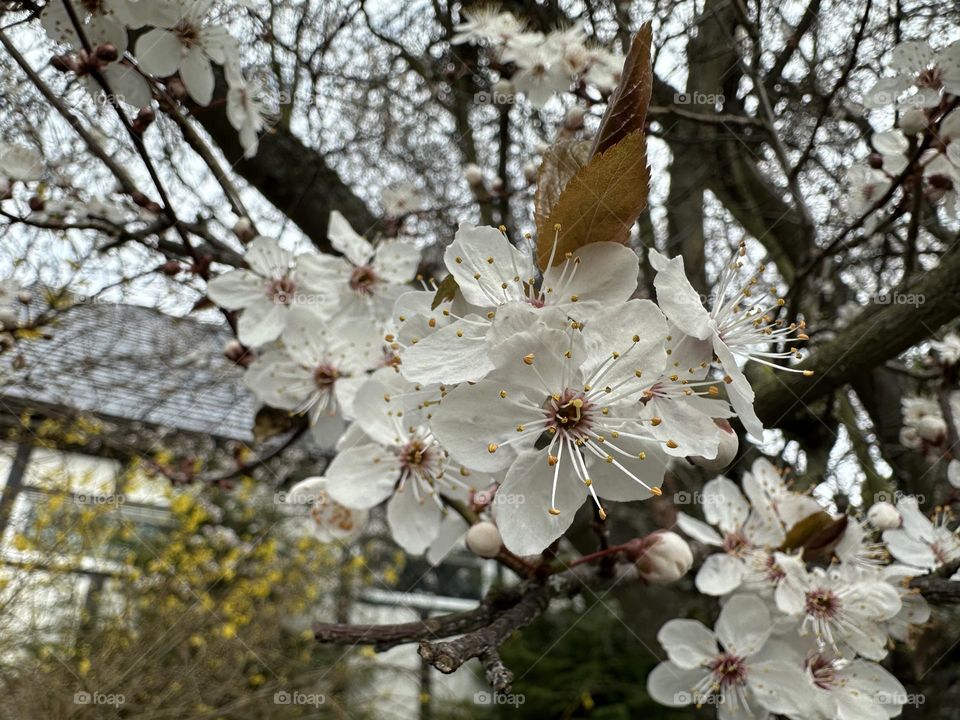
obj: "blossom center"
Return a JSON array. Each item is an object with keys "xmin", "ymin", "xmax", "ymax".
[
  {"xmin": 804, "ymin": 588, "xmax": 840, "ymax": 619},
  {"xmin": 545, "ymin": 388, "xmax": 594, "ymax": 440},
  {"xmin": 268, "ymin": 276, "xmax": 297, "ymax": 305},
  {"xmin": 349, "ymin": 265, "xmax": 379, "ymax": 295},
  {"xmin": 313, "ymin": 363, "xmax": 339, "ymax": 391},
  {"xmin": 174, "ymin": 20, "xmax": 201, "ymax": 47},
  {"xmin": 806, "ymin": 654, "xmax": 836, "ymax": 690},
  {"xmin": 708, "ymin": 653, "xmax": 748, "ymax": 688},
  {"xmin": 917, "ymin": 66, "xmax": 943, "ymax": 90}
]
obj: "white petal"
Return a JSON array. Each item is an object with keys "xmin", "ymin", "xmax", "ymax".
[
  {"xmin": 541, "ymin": 242, "xmax": 638, "ymax": 305},
  {"xmin": 675, "ymin": 512, "xmax": 724, "ymax": 546},
  {"xmin": 100, "ymin": 63, "xmax": 153, "ymax": 108},
  {"xmin": 0, "ymin": 144, "xmax": 43, "ymax": 181},
  {"xmin": 426, "ymin": 513, "xmax": 469, "ymax": 565},
  {"xmin": 648, "ymin": 249, "xmax": 712, "ymax": 340},
  {"xmin": 349, "ymin": 375, "xmax": 408, "ymax": 447},
  {"xmin": 656, "ymin": 619, "xmax": 718, "ymax": 669},
  {"xmin": 400, "ymin": 316, "xmax": 493, "ymax": 384},
  {"xmin": 646, "ymin": 662, "xmax": 710, "ymax": 707},
  {"xmin": 387, "ymin": 486, "xmax": 442, "ymax": 554},
  {"xmin": 431, "ymin": 381, "xmax": 536, "ymax": 472},
  {"xmin": 374, "ymin": 239, "xmax": 420, "ymax": 283},
  {"xmin": 328, "ymin": 210, "xmax": 373, "ymax": 266},
  {"xmin": 890, "ymin": 40, "xmax": 935, "ymax": 74},
  {"xmin": 747, "ymin": 660, "xmax": 807, "ymax": 716},
  {"xmin": 585, "ymin": 434, "xmax": 668, "ymax": 501},
  {"xmin": 579, "ymin": 299, "xmax": 668, "ymax": 390},
  {"xmin": 493, "ymin": 449, "xmax": 587, "ymax": 555},
  {"xmin": 237, "ymin": 299, "xmax": 286, "ymax": 346},
  {"xmin": 180, "ymin": 46, "xmax": 215, "ymax": 105},
  {"xmin": 873, "ymin": 129, "xmax": 909, "ymax": 155},
  {"xmin": 135, "ymin": 28, "xmax": 184, "ymax": 77},
  {"xmin": 949, "ymin": 459, "xmax": 960, "ymax": 488},
  {"xmin": 716, "ymin": 594, "xmax": 771, "ymax": 656},
  {"xmin": 487, "ymin": 324, "xmax": 584, "ymax": 394},
  {"xmin": 701, "ymin": 477, "xmax": 749, "ymax": 535},
  {"xmin": 714, "ymin": 338, "xmax": 764, "ymax": 440},
  {"xmin": 325, "ymin": 444, "xmax": 399, "ymax": 509},
  {"xmin": 244, "ymin": 354, "xmax": 313, "ymax": 410},
  {"xmin": 695, "ymin": 553, "xmax": 746, "ymax": 596},
  {"xmin": 245, "ymin": 236, "xmax": 293, "ymax": 278},
  {"xmin": 206, "ymin": 269, "xmax": 266, "ymax": 310},
  {"xmin": 444, "ymin": 223, "xmax": 531, "ymax": 307}
]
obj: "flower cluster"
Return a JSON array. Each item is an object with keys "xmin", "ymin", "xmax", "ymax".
[
  {"xmin": 212, "ymin": 211, "xmax": 811, "ymax": 556},
  {"xmin": 849, "ymin": 40, "xmax": 960, "ymax": 221},
  {"xmin": 452, "ymin": 8, "xmax": 624, "ymax": 107},
  {"xmin": 39, "ymin": 0, "xmax": 265, "ymax": 157},
  {"xmin": 653, "ymin": 469, "xmax": 935, "ymax": 718}
]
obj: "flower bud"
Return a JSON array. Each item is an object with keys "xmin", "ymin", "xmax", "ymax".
[
  {"xmin": 133, "ymin": 107, "xmax": 156, "ymax": 134},
  {"xmin": 28, "ymin": 196, "xmax": 44, "ymax": 212},
  {"xmin": 224, "ymin": 340, "xmax": 255, "ymax": 368},
  {"xmin": 917, "ymin": 414, "xmax": 946, "ymax": 442},
  {"xmin": 158, "ymin": 260, "xmax": 182, "ymax": 276},
  {"xmin": 16, "ymin": 291, "xmax": 32, "ymax": 305},
  {"xmin": 897, "ymin": 107, "xmax": 927, "ymax": 136},
  {"xmin": 690, "ymin": 419, "xmax": 738, "ymax": 472},
  {"xmin": 564, "ymin": 105, "xmax": 586, "ymax": 131},
  {"xmin": 233, "ymin": 217, "xmax": 256, "ymax": 244},
  {"xmin": 626, "ymin": 530, "xmax": 693, "ymax": 585},
  {"xmin": 867, "ymin": 153, "xmax": 884, "ymax": 169},
  {"xmin": 867, "ymin": 501, "xmax": 901, "ymax": 530},
  {"xmin": 466, "ymin": 521, "xmax": 502, "ymax": 558},
  {"xmin": 490, "ymin": 176, "xmax": 504, "ymax": 192},
  {"xmin": 95, "ymin": 43, "xmax": 119, "ymax": 63},
  {"xmin": 463, "ymin": 163, "xmax": 484, "ymax": 187},
  {"xmin": 50, "ymin": 54, "xmax": 76, "ymax": 73}
]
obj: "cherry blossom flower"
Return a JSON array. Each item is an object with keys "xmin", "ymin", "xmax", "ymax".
[
  {"xmin": 649, "ymin": 245, "xmax": 810, "ymax": 439},
  {"xmin": 0, "ymin": 143, "xmax": 43, "ymax": 182},
  {"xmin": 775, "ymin": 555, "xmax": 902, "ymax": 660},
  {"xmin": 224, "ymin": 64, "xmax": 267, "ymax": 159},
  {"xmin": 302, "ymin": 211, "xmax": 420, "ymax": 322},
  {"xmin": 431, "ymin": 305, "xmax": 672, "ymax": 555},
  {"xmin": 882, "ymin": 495, "xmax": 960, "ymax": 573},
  {"xmin": 451, "ymin": 8, "xmax": 526, "ymax": 46},
  {"xmin": 399, "ymin": 223, "xmax": 639, "ymax": 385},
  {"xmin": 864, "ymin": 39, "xmax": 960, "ymax": 109},
  {"xmin": 135, "ymin": 0, "xmax": 237, "ymax": 105},
  {"xmin": 931, "ymin": 331, "xmax": 960, "ymax": 365},
  {"xmin": 242, "ymin": 306, "xmax": 383, "ymax": 446},
  {"xmin": 647, "ymin": 594, "xmax": 804, "ymax": 718},
  {"xmin": 676, "ymin": 460, "xmax": 821, "ymax": 596},
  {"xmin": 205, "ymin": 236, "xmax": 331, "ymax": 347},
  {"xmin": 325, "ymin": 371, "xmax": 475, "ymax": 555},
  {"xmin": 286, "ymin": 476, "xmax": 368, "ymax": 543},
  {"xmin": 799, "ymin": 652, "xmax": 908, "ymax": 720},
  {"xmin": 381, "ymin": 182, "xmax": 424, "ymax": 218}
]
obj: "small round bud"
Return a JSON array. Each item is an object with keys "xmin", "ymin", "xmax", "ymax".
[
  {"xmin": 917, "ymin": 415, "xmax": 946, "ymax": 442},
  {"xmin": 166, "ymin": 77, "xmax": 187, "ymax": 99},
  {"xmin": 626, "ymin": 530, "xmax": 693, "ymax": 585},
  {"xmin": 95, "ymin": 43, "xmax": 119, "ymax": 63},
  {"xmin": 867, "ymin": 501, "xmax": 901, "ymax": 530},
  {"xmin": 158, "ymin": 260, "xmax": 182, "ymax": 276},
  {"xmin": 16, "ymin": 291, "xmax": 32, "ymax": 305},
  {"xmin": 133, "ymin": 107, "xmax": 156, "ymax": 134},
  {"xmin": 28, "ymin": 196, "xmax": 44, "ymax": 212},
  {"xmin": 465, "ymin": 521, "xmax": 502, "ymax": 558},
  {"xmin": 224, "ymin": 340, "xmax": 255, "ymax": 368},
  {"xmin": 522, "ymin": 161, "xmax": 539, "ymax": 184},
  {"xmin": 463, "ymin": 163, "xmax": 484, "ymax": 187},
  {"xmin": 690, "ymin": 419, "xmax": 738, "ymax": 472},
  {"xmin": 564, "ymin": 105, "xmax": 586, "ymax": 131},
  {"xmin": 867, "ymin": 153, "xmax": 884, "ymax": 170},
  {"xmin": 50, "ymin": 54, "xmax": 76, "ymax": 73},
  {"xmin": 490, "ymin": 176, "xmax": 504, "ymax": 192},
  {"xmin": 233, "ymin": 217, "xmax": 256, "ymax": 244}
]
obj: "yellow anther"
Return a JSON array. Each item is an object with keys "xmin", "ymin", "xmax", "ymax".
[
  {"xmin": 650, "ymin": 417, "xmax": 662, "ymax": 426},
  {"xmin": 455, "ymin": 256, "xmax": 463, "ymax": 263},
  {"xmin": 803, "ymin": 370, "xmax": 815, "ymax": 377},
  {"xmin": 547, "ymin": 455, "xmax": 559, "ymax": 466},
  {"xmin": 583, "ymin": 478, "xmax": 592, "ymax": 486},
  {"xmin": 522, "ymin": 353, "xmax": 535, "ymax": 365},
  {"xmin": 651, "ymin": 487, "xmax": 662, "ymax": 497},
  {"xmin": 570, "ymin": 294, "xmax": 579, "ymax": 302},
  {"xmin": 428, "ymin": 318, "xmax": 436, "ymax": 328},
  {"xmin": 516, "ymin": 424, "xmax": 525, "ymax": 432},
  {"xmin": 638, "ymin": 452, "xmax": 647, "ymax": 460},
  {"xmin": 548, "ymin": 507, "xmax": 561, "ymax": 516},
  {"xmin": 632, "ymin": 334, "xmax": 640, "ymax": 342},
  {"xmin": 487, "ymin": 443, "xmax": 498, "ymax": 453},
  {"xmin": 487, "ymin": 256, "xmax": 494, "ymax": 264},
  {"xmin": 383, "ymin": 394, "xmax": 391, "ymax": 402},
  {"xmin": 499, "ymin": 390, "xmax": 508, "ymax": 398},
  {"xmin": 666, "ymin": 439, "xmax": 679, "ymax": 449},
  {"xmin": 598, "ymin": 507, "xmax": 607, "ymax": 520}
]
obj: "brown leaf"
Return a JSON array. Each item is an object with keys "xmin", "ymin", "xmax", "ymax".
[
  {"xmin": 591, "ymin": 23, "xmax": 653, "ymax": 157},
  {"xmin": 431, "ymin": 273, "xmax": 459, "ymax": 310},
  {"xmin": 534, "ymin": 139, "xmax": 591, "ymax": 243},
  {"xmin": 536, "ymin": 130, "xmax": 649, "ymax": 269},
  {"xmin": 780, "ymin": 511, "xmax": 837, "ymax": 554}
]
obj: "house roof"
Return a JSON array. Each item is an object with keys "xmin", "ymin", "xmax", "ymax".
[{"xmin": 0, "ymin": 300, "xmax": 255, "ymax": 442}]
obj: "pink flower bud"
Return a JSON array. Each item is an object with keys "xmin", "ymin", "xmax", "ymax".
[
  {"xmin": 463, "ymin": 163, "xmax": 484, "ymax": 187},
  {"xmin": 564, "ymin": 106, "xmax": 586, "ymax": 130},
  {"xmin": 917, "ymin": 415, "xmax": 946, "ymax": 442},
  {"xmin": 867, "ymin": 501, "xmax": 901, "ymax": 530},
  {"xmin": 233, "ymin": 217, "xmax": 256, "ymax": 244},
  {"xmin": 466, "ymin": 521, "xmax": 502, "ymax": 558},
  {"xmin": 627, "ymin": 530, "xmax": 693, "ymax": 585}
]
